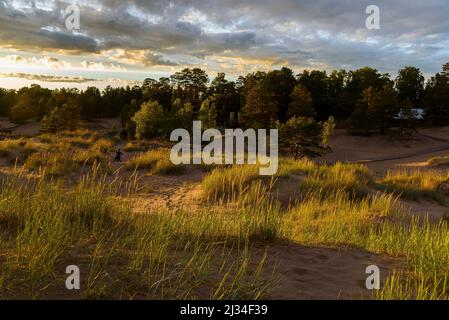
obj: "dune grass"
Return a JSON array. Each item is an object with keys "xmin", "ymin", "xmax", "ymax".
[
  {"xmin": 0, "ymin": 138, "xmax": 44, "ymax": 158},
  {"xmin": 299, "ymin": 162, "xmax": 374, "ymax": 199},
  {"xmin": 2, "ymin": 129, "xmax": 449, "ymax": 300},
  {"xmin": 125, "ymin": 149, "xmax": 185, "ymax": 175},
  {"xmin": 201, "ymin": 165, "xmax": 263, "ymax": 203},
  {"xmin": 0, "ymin": 167, "xmax": 276, "ymax": 299},
  {"xmin": 378, "ymin": 170, "xmax": 449, "ymax": 203},
  {"xmin": 284, "ymin": 189, "xmax": 449, "ymax": 299},
  {"xmin": 24, "ymin": 147, "xmax": 109, "ymax": 176},
  {"xmin": 123, "ymin": 141, "xmax": 148, "ymax": 152},
  {"xmin": 90, "ymin": 139, "xmax": 115, "ymax": 153},
  {"xmin": 203, "ymin": 158, "xmax": 449, "ymax": 299},
  {"xmin": 277, "ymin": 157, "xmax": 317, "ymax": 176},
  {"xmin": 22, "ymin": 131, "xmax": 117, "ymax": 176}
]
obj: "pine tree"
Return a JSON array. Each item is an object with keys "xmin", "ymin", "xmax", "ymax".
[
  {"xmin": 199, "ymin": 99, "xmax": 217, "ymax": 129},
  {"xmin": 40, "ymin": 103, "xmax": 81, "ymax": 133},
  {"xmin": 241, "ymin": 83, "xmax": 278, "ymax": 129},
  {"xmin": 369, "ymin": 85, "xmax": 399, "ymax": 134},
  {"xmin": 277, "ymin": 116, "xmax": 335, "ymax": 159},
  {"xmin": 288, "ymin": 85, "xmax": 316, "ymax": 118},
  {"xmin": 349, "ymin": 87, "xmax": 376, "ymax": 135}
]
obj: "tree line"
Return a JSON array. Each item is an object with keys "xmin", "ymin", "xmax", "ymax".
[{"xmin": 0, "ymin": 63, "xmax": 448, "ymax": 156}]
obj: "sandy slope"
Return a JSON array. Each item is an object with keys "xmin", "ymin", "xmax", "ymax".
[
  {"xmin": 261, "ymin": 243, "xmax": 397, "ymax": 300},
  {"xmin": 2, "ymin": 120, "xmax": 447, "ymax": 299},
  {"xmin": 107, "ymin": 125, "xmax": 447, "ymax": 299},
  {"xmin": 320, "ymin": 129, "xmax": 449, "ymax": 174}
]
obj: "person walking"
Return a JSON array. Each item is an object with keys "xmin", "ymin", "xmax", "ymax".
[{"xmin": 114, "ymin": 148, "xmax": 123, "ymax": 162}]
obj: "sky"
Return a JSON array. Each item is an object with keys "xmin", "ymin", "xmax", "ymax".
[{"xmin": 0, "ymin": 0, "xmax": 448, "ymax": 89}]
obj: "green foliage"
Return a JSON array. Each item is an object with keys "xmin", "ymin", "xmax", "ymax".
[
  {"xmin": 395, "ymin": 66, "xmax": 425, "ymax": 107},
  {"xmin": 277, "ymin": 116, "xmax": 335, "ymax": 159},
  {"xmin": 9, "ymin": 96, "xmax": 35, "ymax": 124},
  {"xmin": 423, "ymin": 63, "xmax": 449, "ymax": 126},
  {"xmin": 349, "ymin": 86, "xmax": 376, "ymax": 134},
  {"xmin": 208, "ymin": 73, "xmax": 240, "ymax": 126},
  {"xmin": 350, "ymin": 85, "xmax": 401, "ymax": 135},
  {"xmin": 0, "ymin": 63, "xmax": 447, "ymax": 140},
  {"xmin": 296, "ymin": 70, "xmax": 330, "ymax": 120},
  {"xmin": 288, "ymin": 84, "xmax": 316, "ymax": 118},
  {"xmin": 199, "ymin": 99, "xmax": 217, "ymax": 129},
  {"xmin": 132, "ymin": 101, "xmax": 165, "ymax": 139},
  {"xmin": 322, "ymin": 116, "xmax": 335, "ymax": 147},
  {"xmin": 0, "ymin": 88, "xmax": 17, "ymax": 117},
  {"xmin": 41, "ymin": 103, "xmax": 81, "ymax": 133},
  {"xmin": 241, "ymin": 83, "xmax": 278, "ymax": 129},
  {"xmin": 170, "ymin": 68, "xmax": 209, "ymax": 108},
  {"xmin": 171, "ymin": 99, "xmax": 193, "ymax": 130}
]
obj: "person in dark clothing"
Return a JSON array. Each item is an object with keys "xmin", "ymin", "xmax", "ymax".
[{"xmin": 114, "ymin": 149, "xmax": 123, "ymax": 162}]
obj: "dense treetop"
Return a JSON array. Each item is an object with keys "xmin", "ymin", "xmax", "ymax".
[{"xmin": 0, "ymin": 64, "xmax": 448, "ymax": 137}]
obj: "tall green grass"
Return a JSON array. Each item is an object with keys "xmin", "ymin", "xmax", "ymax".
[
  {"xmin": 379, "ymin": 170, "xmax": 449, "ymax": 203},
  {"xmin": 300, "ymin": 162, "xmax": 374, "ymax": 199},
  {"xmin": 125, "ymin": 149, "xmax": 185, "ymax": 175},
  {"xmin": 2, "ymin": 132, "xmax": 449, "ymax": 300},
  {"xmin": 0, "ymin": 167, "xmax": 275, "ymax": 299},
  {"xmin": 284, "ymin": 188, "xmax": 449, "ymax": 299},
  {"xmin": 201, "ymin": 165, "xmax": 262, "ymax": 203}
]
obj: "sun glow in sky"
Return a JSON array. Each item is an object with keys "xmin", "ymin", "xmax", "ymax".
[{"xmin": 1, "ymin": 0, "xmax": 448, "ymax": 89}]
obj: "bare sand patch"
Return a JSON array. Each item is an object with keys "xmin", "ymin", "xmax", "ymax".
[
  {"xmin": 320, "ymin": 128, "xmax": 449, "ymax": 176},
  {"xmin": 260, "ymin": 243, "xmax": 397, "ymax": 300}
]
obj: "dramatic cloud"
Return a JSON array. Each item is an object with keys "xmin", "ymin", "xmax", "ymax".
[
  {"xmin": 0, "ymin": 54, "xmax": 72, "ymax": 69},
  {"xmin": 0, "ymin": 72, "xmax": 96, "ymax": 83},
  {"xmin": 0, "ymin": 0, "xmax": 448, "ymax": 84},
  {"xmin": 80, "ymin": 60, "xmax": 126, "ymax": 71}
]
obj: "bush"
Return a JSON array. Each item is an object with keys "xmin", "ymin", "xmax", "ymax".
[
  {"xmin": 277, "ymin": 116, "xmax": 335, "ymax": 159},
  {"xmin": 40, "ymin": 103, "xmax": 81, "ymax": 133},
  {"xmin": 132, "ymin": 101, "xmax": 165, "ymax": 139}
]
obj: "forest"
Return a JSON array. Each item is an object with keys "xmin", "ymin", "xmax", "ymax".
[{"xmin": 1, "ymin": 63, "xmax": 448, "ymax": 142}]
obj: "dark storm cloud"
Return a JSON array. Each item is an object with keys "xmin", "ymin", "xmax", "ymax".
[{"xmin": 0, "ymin": 0, "xmax": 448, "ymax": 74}]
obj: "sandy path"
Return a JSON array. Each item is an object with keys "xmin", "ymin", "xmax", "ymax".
[{"xmin": 125, "ymin": 169, "xmax": 205, "ymax": 213}]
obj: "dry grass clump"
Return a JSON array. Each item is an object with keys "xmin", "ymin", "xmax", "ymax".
[
  {"xmin": 277, "ymin": 157, "xmax": 317, "ymax": 176},
  {"xmin": 90, "ymin": 139, "xmax": 115, "ymax": 153},
  {"xmin": 0, "ymin": 139, "xmax": 25, "ymax": 157},
  {"xmin": 379, "ymin": 170, "xmax": 449, "ymax": 203},
  {"xmin": 298, "ymin": 162, "xmax": 373, "ymax": 199},
  {"xmin": 24, "ymin": 145, "xmax": 109, "ymax": 176},
  {"xmin": 125, "ymin": 149, "xmax": 184, "ymax": 175},
  {"xmin": 0, "ymin": 138, "xmax": 44, "ymax": 158},
  {"xmin": 123, "ymin": 141, "xmax": 148, "ymax": 152},
  {"xmin": 38, "ymin": 129, "xmax": 99, "ymax": 149},
  {"xmin": 201, "ymin": 165, "xmax": 262, "ymax": 203}
]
